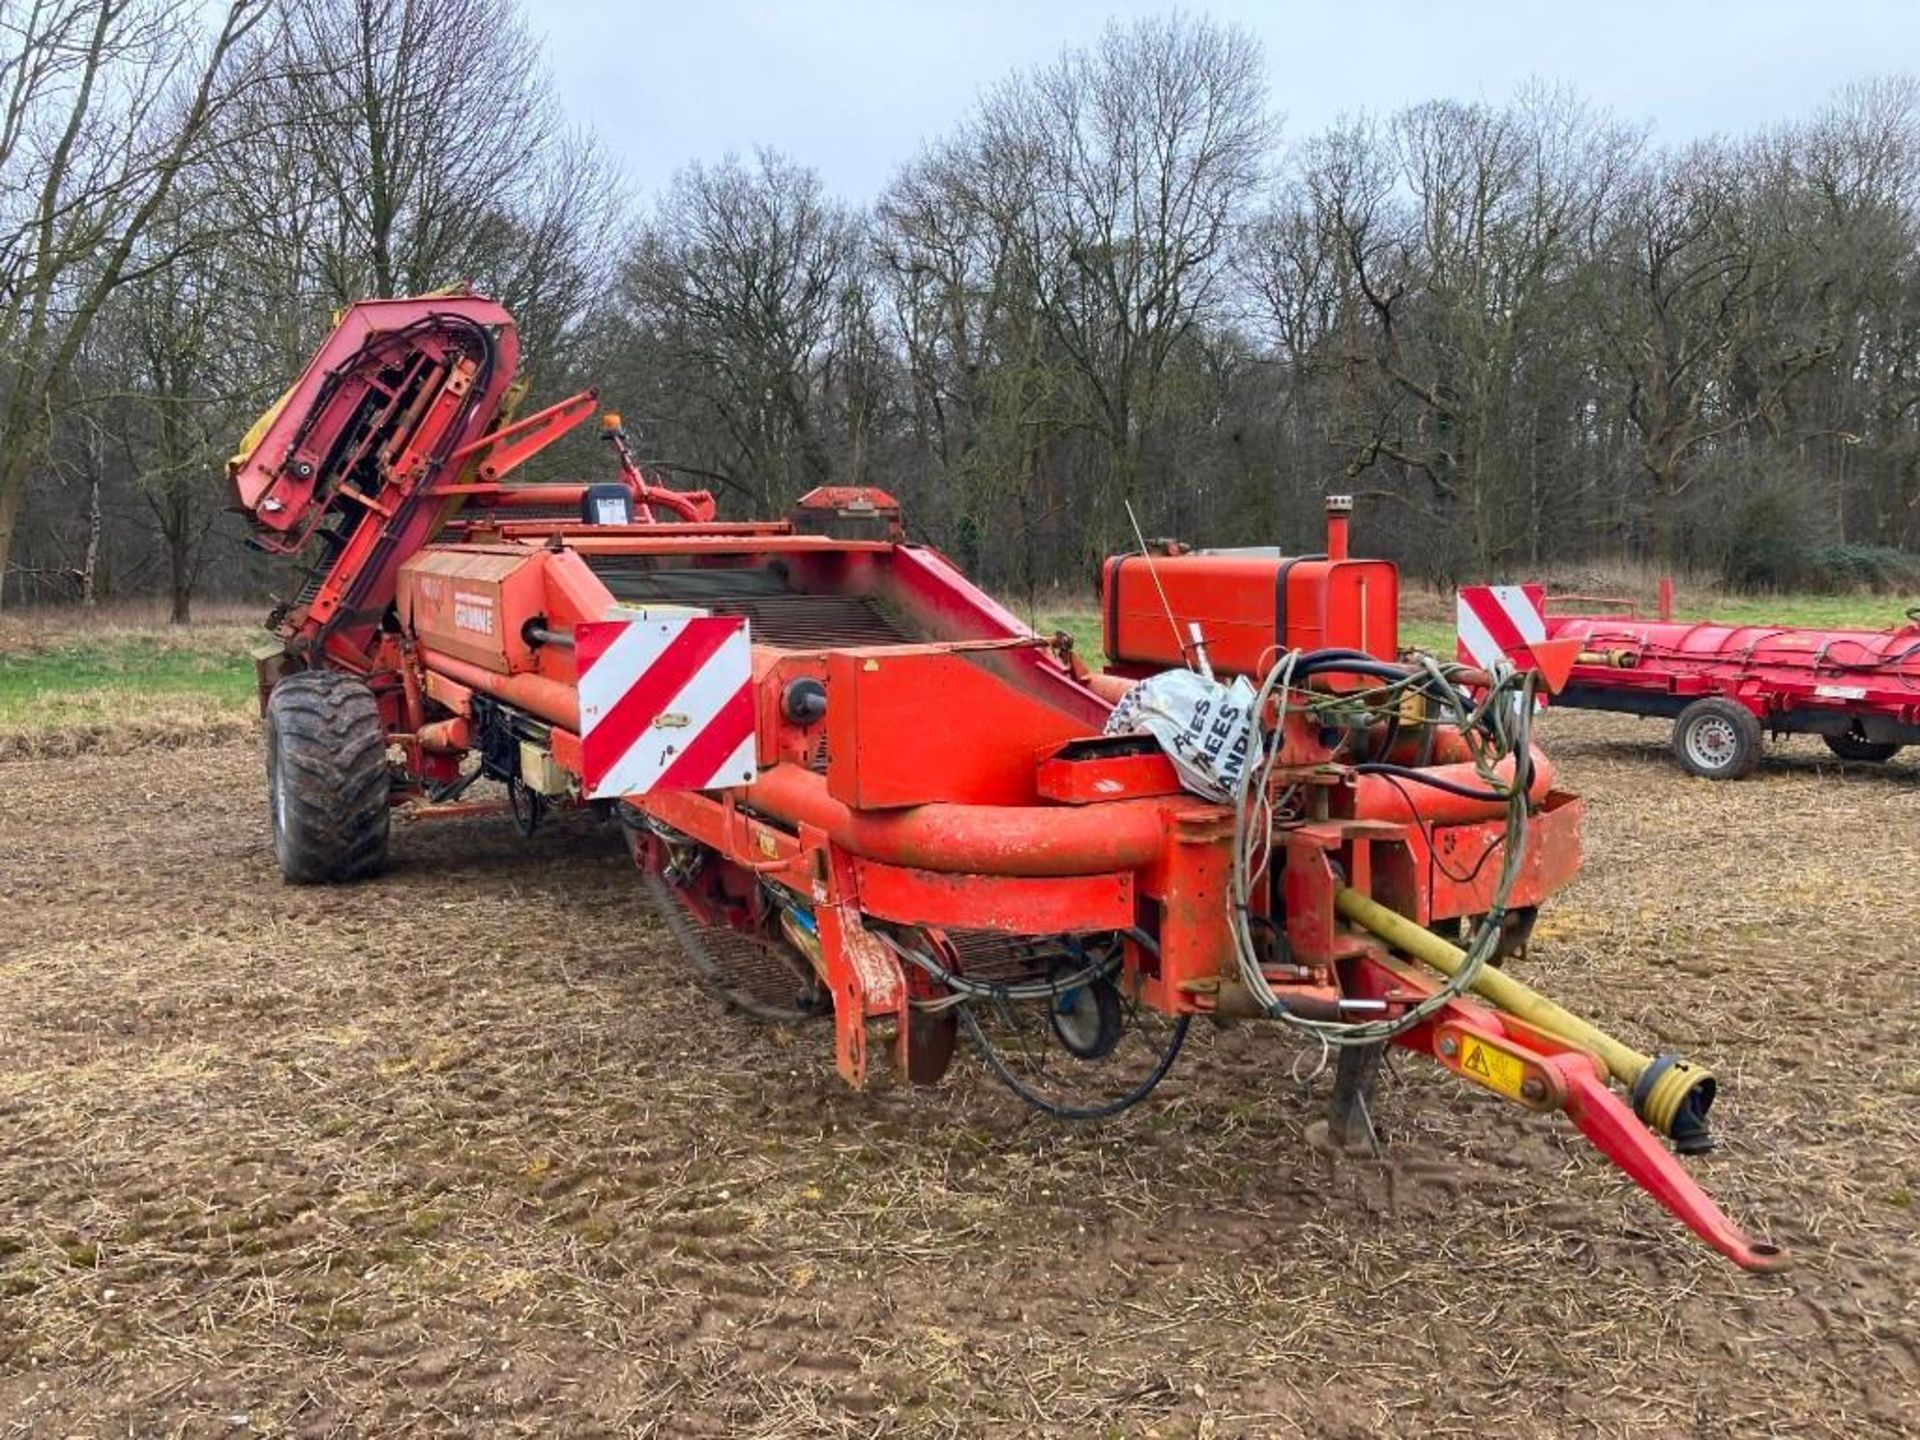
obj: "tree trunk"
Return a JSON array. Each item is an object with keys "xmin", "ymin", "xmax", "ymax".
[
  {"xmin": 82, "ymin": 474, "xmax": 104, "ymax": 607},
  {"xmin": 0, "ymin": 458, "xmax": 25, "ymax": 613},
  {"xmin": 1648, "ymin": 461, "xmax": 1679, "ymax": 567},
  {"xmin": 170, "ymin": 561, "xmax": 192, "ymax": 624},
  {"xmin": 164, "ymin": 477, "xmax": 194, "ymax": 624}
]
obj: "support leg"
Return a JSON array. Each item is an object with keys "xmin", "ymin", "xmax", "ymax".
[{"xmin": 1314, "ymin": 1042, "xmax": 1385, "ymax": 1155}]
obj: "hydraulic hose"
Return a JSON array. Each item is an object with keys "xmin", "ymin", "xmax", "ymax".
[
  {"xmin": 1228, "ymin": 648, "xmax": 1536, "ymax": 1045},
  {"xmin": 1350, "ymin": 749, "xmax": 1555, "ymax": 825}
]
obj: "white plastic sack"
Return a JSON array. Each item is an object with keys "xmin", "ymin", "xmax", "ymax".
[{"xmin": 1105, "ymin": 669, "xmax": 1257, "ymax": 802}]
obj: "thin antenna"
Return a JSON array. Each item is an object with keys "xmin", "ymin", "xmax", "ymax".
[{"xmin": 1124, "ymin": 499, "xmax": 1196, "ymax": 672}]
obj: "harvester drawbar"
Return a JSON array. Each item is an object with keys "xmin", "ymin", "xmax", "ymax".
[{"xmin": 230, "ymin": 292, "xmax": 1787, "ymax": 1272}]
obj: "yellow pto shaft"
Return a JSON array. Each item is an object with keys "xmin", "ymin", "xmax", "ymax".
[{"xmin": 1334, "ymin": 887, "xmax": 1717, "ymax": 1151}]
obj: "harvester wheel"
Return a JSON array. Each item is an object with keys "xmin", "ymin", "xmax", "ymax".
[
  {"xmin": 1824, "ymin": 732, "xmax": 1902, "ymax": 763},
  {"xmin": 1049, "ymin": 971, "xmax": 1123, "ymax": 1061},
  {"xmin": 265, "ymin": 671, "xmax": 392, "ymax": 884},
  {"xmin": 1672, "ymin": 697, "xmax": 1762, "ymax": 780}
]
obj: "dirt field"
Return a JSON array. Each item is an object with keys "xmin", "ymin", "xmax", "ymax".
[{"xmin": 1, "ymin": 712, "xmax": 1916, "ymax": 1437}]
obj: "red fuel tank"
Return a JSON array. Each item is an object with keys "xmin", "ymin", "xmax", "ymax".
[{"xmin": 1100, "ymin": 498, "xmax": 1398, "ymax": 677}]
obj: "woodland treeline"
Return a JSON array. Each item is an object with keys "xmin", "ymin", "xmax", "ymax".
[{"xmin": 7, "ymin": 1, "xmax": 1920, "ymax": 618}]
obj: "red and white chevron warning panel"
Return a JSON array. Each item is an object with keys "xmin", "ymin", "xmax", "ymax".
[
  {"xmin": 1456, "ymin": 583, "xmax": 1578, "ymax": 694},
  {"xmin": 1456, "ymin": 583, "xmax": 1547, "ymax": 671},
  {"xmin": 576, "ymin": 613, "xmax": 757, "ymax": 799}
]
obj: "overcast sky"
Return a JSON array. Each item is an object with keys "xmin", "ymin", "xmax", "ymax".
[{"xmin": 535, "ymin": 1, "xmax": 1919, "ymax": 204}]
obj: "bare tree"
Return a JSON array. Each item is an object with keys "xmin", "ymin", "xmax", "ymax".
[
  {"xmin": 610, "ymin": 149, "xmax": 863, "ymax": 512},
  {"xmin": 1274, "ymin": 90, "xmax": 1637, "ymax": 568},
  {"xmin": 212, "ymin": 0, "xmax": 621, "ymax": 383},
  {"xmin": 99, "ymin": 185, "xmax": 246, "ymax": 623},
  {"xmin": 0, "ymin": 0, "xmax": 263, "ymax": 608},
  {"xmin": 974, "ymin": 13, "xmax": 1271, "ymax": 549},
  {"xmin": 1777, "ymin": 78, "xmax": 1920, "ymax": 547},
  {"xmin": 8, "ymin": 0, "xmax": 617, "ymax": 619},
  {"xmin": 9, "ymin": 10, "xmax": 1920, "ymax": 611},
  {"xmin": 874, "ymin": 140, "xmax": 1068, "ymax": 578},
  {"xmin": 1594, "ymin": 145, "xmax": 1834, "ymax": 562}
]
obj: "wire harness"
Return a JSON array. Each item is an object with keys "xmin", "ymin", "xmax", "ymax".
[{"xmin": 1227, "ymin": 648, "xmax": 1541, "ymax": 1046}]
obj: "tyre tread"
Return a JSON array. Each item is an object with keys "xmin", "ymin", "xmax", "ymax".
[
  {"xmin": 1824, "ymin": 733, "xmax": 1901, "ymax": 763},
  {"xmin": 266, "ymin": 670, "xmax": 391, "ymax": 883}
]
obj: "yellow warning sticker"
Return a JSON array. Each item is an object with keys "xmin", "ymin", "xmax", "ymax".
[{"xmin": 1457, "ymin": 1036, "xmax": 1528, "ymax": 1101}]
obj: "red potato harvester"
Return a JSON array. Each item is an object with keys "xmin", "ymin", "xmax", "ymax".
[
  {"xmin": 229, "ymin": 291, "xmax": 1787, "ymax": 1271},
  {"xmin": 1525, "ymin": 585, "xmax": 1920, "ymax": 780}
]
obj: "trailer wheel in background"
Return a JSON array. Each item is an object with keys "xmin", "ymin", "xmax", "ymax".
[
  {"xmin": 1672, "ymin": 697, "xmax": 1763, "ymax": 780},
  {"xmin": 1823, "ymin": 732, "xmax": 1903, "ymax": 763},
  {"xmin": 265, "ymin": 671, "xmax": 392, "ymax": 884}
]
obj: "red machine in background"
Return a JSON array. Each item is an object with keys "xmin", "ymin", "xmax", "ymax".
[
  {"xmin": 1461, "ymin": 583, "xmax": 1920, "ymax": 779},
  {"xmin": 228, "ymin": 291, "xmax": 1787, "ymax": 1272}
]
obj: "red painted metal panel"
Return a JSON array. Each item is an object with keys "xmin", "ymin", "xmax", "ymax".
[
  {"xmin": 1034, "ymin": 744, "xmax": 1182, "ymax": 804},
  {"xmin": 824, "ymin": 647, "xmax": 1093, "ymax": 809},
  {"xmin": 398, "ymin": 549, "xmax": 546, "ymax": 673},
  {"xmin": 1425, "ymin": 790, "xmax": 1583, "ymax": 920}
]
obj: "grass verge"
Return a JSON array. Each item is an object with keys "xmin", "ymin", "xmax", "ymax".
[{"xmin": 0, "ymin": 613, "xmax": 261, "ymax": 757}]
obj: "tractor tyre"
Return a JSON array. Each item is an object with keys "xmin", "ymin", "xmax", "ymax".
[
  {"xmin": 1823, "ymin": 732, "xmax": 1902, "ymax": 763},
  {"xmin": 1671, "ymin": 697, "xmax": 1763, "ymax": 780},
  {"xmin": 265, "ymin": 671, "xmax": 392, "ymax": 884}
]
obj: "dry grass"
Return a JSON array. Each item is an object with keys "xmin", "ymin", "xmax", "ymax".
[
  {"xmin": 0, "ymin": 691, "xmax": 256, "ymax": 760},
  {"xmin": 0, "ymin": 718, "xmax": 1916, "ymax": 1435},
  {"xmin": 0, "ymin": 599, "xmax": 264, "ymax": 652}
]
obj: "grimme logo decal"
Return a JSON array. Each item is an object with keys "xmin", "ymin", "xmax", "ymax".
[{"xmin": 453, "ymin": 590, "xmax": 496, "ymax": 635}]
